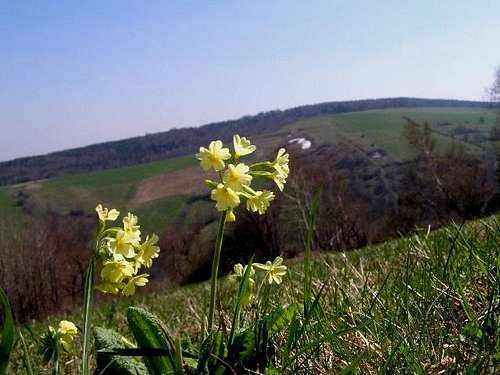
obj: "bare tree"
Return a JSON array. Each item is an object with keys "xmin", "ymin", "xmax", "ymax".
[{"xmin": 489, "ymin": 67, "xmax": 500, "ymax": 104}]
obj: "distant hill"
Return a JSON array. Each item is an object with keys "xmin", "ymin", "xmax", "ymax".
[{"xmin": 0, "ymin": 97, "xmax": 492, "ymax": 185}]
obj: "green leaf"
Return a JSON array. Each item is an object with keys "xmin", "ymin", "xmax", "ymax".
[
  {"xmin": 230, "ymin": 328, "xmax": 255, "ymax": 364},
  {"xmin": 195, "ymin": 332, "xmax": 226, "ymax": 375},
  {"xmin": 127, "ymin": 307, "xmax": 175, "ymax": 375},
  {"xmin": 228, "ymin": 304, "xmax": 298, "ymax": 370},
  {"xmin": 0, "ymin": 287, "xmax": 16, "ymax": 375},
  {"xmin": 94, "ymin": 327, "xmax": 148, "ymax": 375},
  {"xmin": 264, "ymin": 367, "xmax": 281, "ymax": 375},
  {"xmin": 38, "ymin": 327, "xmax": 56, "ymax": 365},
  {"xmin": 462, "ymin": 322, "xmax": 483, "ymax": 341},
  {"xmin": 267, "ymin": 303, "xmax": 299, "ymax": 338}
]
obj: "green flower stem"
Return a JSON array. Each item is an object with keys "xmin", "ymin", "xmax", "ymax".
[
  {"xmin": 52, "ymin": 335, "xmax": 60, "ymax": 375},
  {"xmin": 18, "ymin": 330, "xmax": 34, "ymax": 375},
  {"xmin": 304, "ymin": 189, "xmax": 320, "ymax": 316},
  {"xmin": 207, "ymin": 210, "xmax": 227, "ymax": 332},
  {"xmin": 81, "ymin": 256, "xmax": 95, "ymax": 375}
]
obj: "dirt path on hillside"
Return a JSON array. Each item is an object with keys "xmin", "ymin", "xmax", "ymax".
[{"xmin": 132, "ymin": 166, "xmax": 213, "ymax": 204}]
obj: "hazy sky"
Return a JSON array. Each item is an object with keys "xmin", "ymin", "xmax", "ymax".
[{"xmin": 1, "ymin": 1, "xmax": 499, "ymax": 161}]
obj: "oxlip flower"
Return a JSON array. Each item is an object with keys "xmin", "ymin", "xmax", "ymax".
[
  {"xmin": 123, "ymin": 213, "xmax": 140, "ymax": 233},
  {"xmin": 134, "ymin": 234, "xmax": 160, "ymax": 269},
  {"xmin": 223, "ymin": 163, "xmax": 252, "ymax": 192},
  {"xmin": 101, "ymin": 259, "xmax": 135, "ymax": 284},
  {"xmin": 108, "ymin": 230, "xmax": 139, "ymax": 258},
  {"xmin": 226, "ymin": 208, "xmax": 236, "ymax": 222},
  {"xmin": 231, "ymin": 263, "xmax": 255, "ymax": 285},
  {"xmin": 57, "ymin": 320, "xmax": 78, "ymax": 351},
  {"xmin": 96, "ymin": 204, "xmax": 120, "ymax": 222},
  {"xmin": 123, "ymin": 274, "xmax": 149, "ymax": 296},
  {"xmin": 196, "ymin": 140, "xmax": 231, "ymax": 171},
  {"xmin": 211, "ymin": 183, "xmax": 240, "ymax": 211},
  {"xmin": 253, "ymin": 256, "xmax": 287, "ymax": 285},
  {"xmin": 233, "ymin": 134, "xmax": 256, "ymax": 158},
  {"xmin": 246, "ymin": 190, "xmax": 275, "ymax": 214},
  {"xmin": 271, "ymin": 148, "xmax": 290, "ymax": 177},
  {"xmin": 268, "ymin": 148, "xmax": 289, "ymax": 191},
  {"xmin": 270, "ymin": 171, "xmax": 287, "ymax": 191}
]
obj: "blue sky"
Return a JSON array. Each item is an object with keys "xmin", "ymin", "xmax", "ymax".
[{"xmin": 1, "ymin": 0, "xmax": 499, "ymax": 161}]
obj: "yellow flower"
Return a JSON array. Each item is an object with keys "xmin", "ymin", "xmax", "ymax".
[
  {"xmin": 231, "ymin": 263, "xmax": 255, "ymax": 285},
  {"xmin": 271, "ymin": 148, "xmax": 290, "ymax": 177},
  {"xmin": 223, "ymin": 163, "xmax": 252, "ymax": 192},
  {"xmin": 269, "ymin": 148, "xmax": 289, "ymax": 191},
  {"xmin": 196, "ymin": 140, "xmax": 231, "ymax": 171},
  {"xmin": 233, "ymin": 134, "xmax": 256, "ymax": 158},
  {"xmin": 134, "ymin": 234, "xmax": 160, "ymax": 269},
  {"xmin": 108, "ymin": 230, "xmax": 139, "ymax": 258},
  {"xmin": 123, "ymin": 274, "xmax": 149, "ymax": 296},
  {"xmin": 271, "ymin": 171, "xmax": 287, "ymax": 191},
  {"xmin": 96, "ymin": 204, "xmax": 120, "ymax": 222},
  {"xmin": 246, "ymin": 190, "xmax": 275, "ymax": 214},
  {"xmin": 57, "ymin": 320, "xmax": 77, "ymax": 351},
  {"xmin": 58, "ymin": 320, "xmax": 77, "ymax": 336},
  {"xmin": 123, "ymin": 213, "xmax": 140, "ymax": 233},
  {"xmin": 101, "ymin": 259, "xmax": 135, "ymax": 284},
  {"xmin": 226, "ymin": 208, "xmax": 236, "ymax": 222},
  {"xmin": 253, "ymin": 256, "xmax": 287, "ymax": 285},
  {"xmin": 211, "ymin": 183, "xmax": 240, "ymax": 211}
]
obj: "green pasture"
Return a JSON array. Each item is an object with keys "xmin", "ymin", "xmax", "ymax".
[{"xmin": 285, "ymin": 107, "xmax": 496, "ymax": 160}]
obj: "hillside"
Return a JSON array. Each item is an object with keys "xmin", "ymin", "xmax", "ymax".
[
  {"xmin": 0, "ymin": 98, "xmax": 492, "ymax": 186},
  {"xmin": 1, "ymin": 106, "xmax": 496, "ymax": 234},
  {"xmin": 8, "ymin": 214, "xmax": 500, "ymax": 373},
  {"xmin": 1, "ymin": 104, "xmax": 498, "ymax": 324}
]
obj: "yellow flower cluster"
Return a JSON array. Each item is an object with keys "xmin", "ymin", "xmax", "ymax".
[
  {"xmin": 95, "ymin": 205, "xmax": 160, "ymax": 296},
  {"xmin": 196, "ymin": 135, "xmax": 289, "ymax": 221}
]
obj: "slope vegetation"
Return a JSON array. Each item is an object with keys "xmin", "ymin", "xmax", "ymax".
[{"xmin": 10, "ymin": 214, "xmax": 499, "ymax": 373}]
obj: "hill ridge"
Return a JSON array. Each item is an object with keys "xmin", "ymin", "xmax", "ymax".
[{"xmin": 0, "ymin": 97, "xmax": 492, "ymax": 186}]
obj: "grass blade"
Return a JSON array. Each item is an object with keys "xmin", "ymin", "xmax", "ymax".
[
  {"xmin": 82, "ymin": 257, "xmax": 96, "ymax": 375},
  {"xmin": 0, "ymin": 287, "xmax": 16, "ymax": 375},
  {"xmin": 18, "ymin": 329, "xmax": 34, "ymax": 375},
  {"xmin": 304, "ymin": 188, "xmax": 320, "ymax": 315}
]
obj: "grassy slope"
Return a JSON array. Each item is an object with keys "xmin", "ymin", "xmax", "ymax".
[
  {"xmin": 36, "ymin": 154, "xmax": 196, "ymax": 208},
  {"xmin": 284, "ymin": 107, "xmax": 495, "ymax": 160},
  {"xmin": 10, "ymin": 214, "xmax": 499, "ymax": 373},
  {"xmin": 0, "ymin": 187, "xmax": 22, "ymax": 222},
  {"xmin": 0, "ymin": 107, "xmax": 495, "ymax": 232}
]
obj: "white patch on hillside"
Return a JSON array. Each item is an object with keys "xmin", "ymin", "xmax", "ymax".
[{"xmin": 288, "ymin": 137, "xmax": 312, "ymax": 150}]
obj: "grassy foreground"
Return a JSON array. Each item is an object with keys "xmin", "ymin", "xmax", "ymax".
[{"xmin": 7, "ymin": 214, "xmax": 499, "ymax": 374}]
